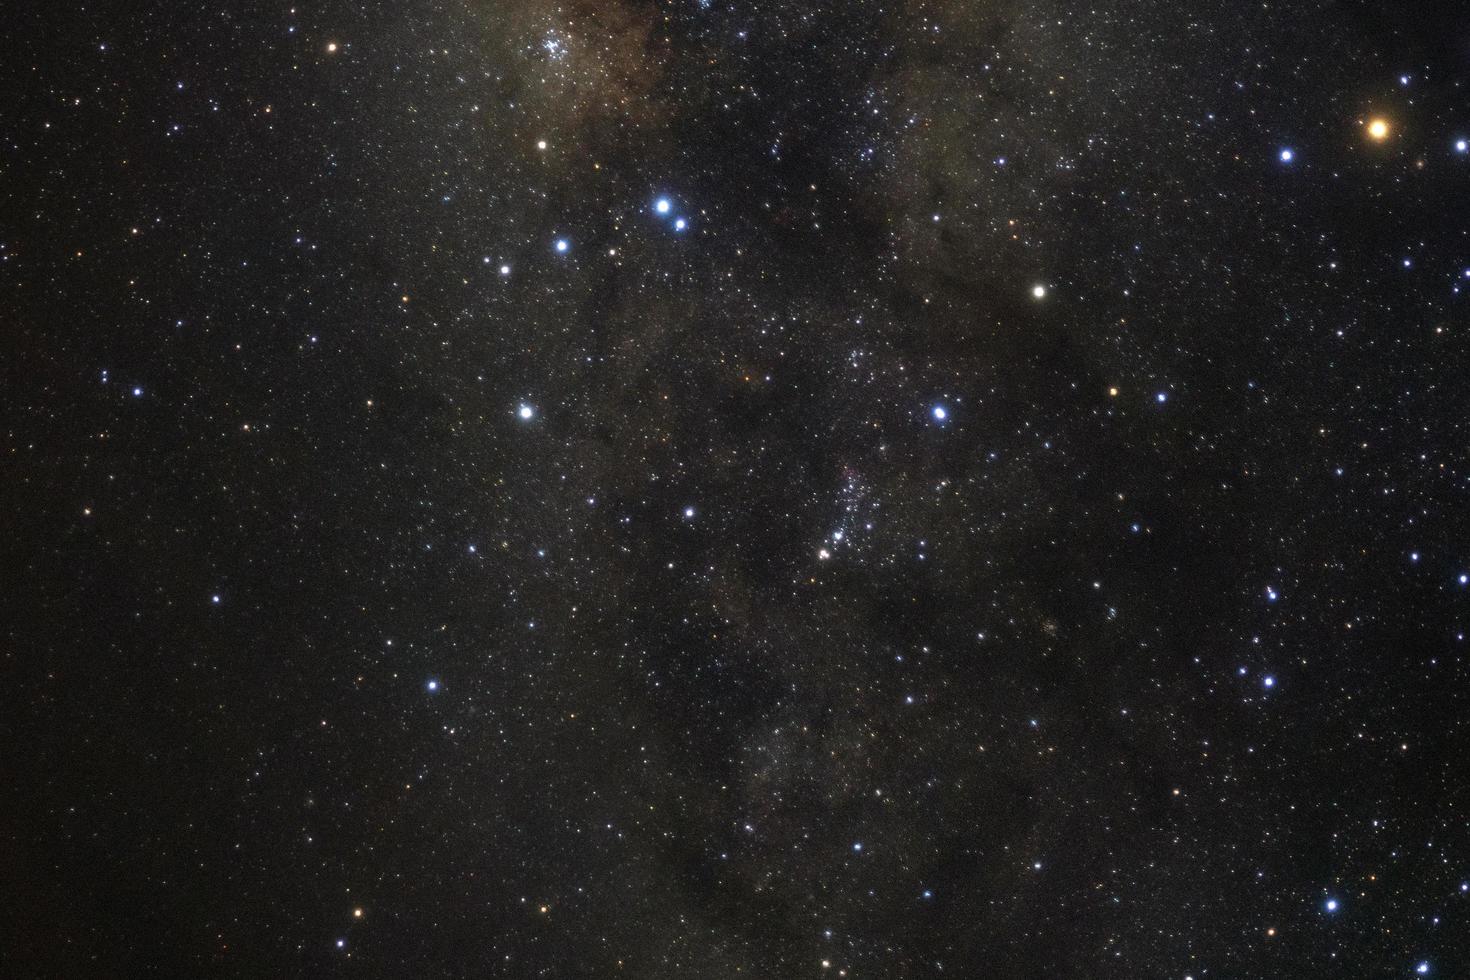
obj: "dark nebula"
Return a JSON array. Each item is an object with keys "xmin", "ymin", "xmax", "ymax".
[{"xmin": 6, "ymin": 1, "xmax": 1470, "ymax": 976}]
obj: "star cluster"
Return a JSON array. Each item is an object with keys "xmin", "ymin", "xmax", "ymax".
[{"xmin": 6, "ymin": 0, "xmax": 1470, "ymax": 977}]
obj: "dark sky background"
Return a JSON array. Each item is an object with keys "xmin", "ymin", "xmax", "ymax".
[{"xmin": 7, "ymin": 1, "xmax": 1470, "ymax": 976}]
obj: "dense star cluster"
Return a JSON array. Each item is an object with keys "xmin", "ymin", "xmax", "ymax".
[{"xmin": 7, "ymin": 1, "xmax": 1470, "ymax": 976}]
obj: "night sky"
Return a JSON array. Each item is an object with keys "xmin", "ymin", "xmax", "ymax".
[{"xmin": 8, "ymin": 1, "xmax": 1470, "ymax": 977}]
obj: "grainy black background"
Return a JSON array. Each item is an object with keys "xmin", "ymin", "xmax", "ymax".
[{"xmin": 6, "ymin": 1, "xmax": 1470, "ymax": 976}]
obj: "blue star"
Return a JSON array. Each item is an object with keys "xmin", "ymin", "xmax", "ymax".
[
  {"xmin": 1325, "ymin": 898, "xmax": 1339, "ymax": 912},
  {"xmin": 674, "ymin": 217, "xmax": 688, "ymax": 231},
  {"xmin": 554, "ymin": 238, "xmax": 570, "ymax": 253},
  {"xmin": 426, "ymin": 679, "xmax": 440, "ymax": 692},
  {"xmin": 1279, "ymin": 148, "xmax": 1294, "ymax": 163},
  {"xmin": 852, "ymin": 842, "xmax": 863, "ymax": 852},
  {"xmin": 654, "ymin": 197, "xmax": 672, "ymax": 215},
  {"xmin": 932, "ymin": 404, "xmax": 948, "ymax": 422},
  {"xmin": 1155, "ymin": 391, "xmax": 1168, "ymax": 403},
  {"xmin": 1416, "ymin": 962, "xmax": 1430, "ymax": 976},
  {"xmin": 132, "ymin": 386, "xmax": 143, "ymax": 397},
  {"xmin": 1456, "ymin": 139, "xmax": 1468, "ymax": 154},
  {"xmin": 1263, "ymin": 675, "xmax": 1276, "ymax": 688}
]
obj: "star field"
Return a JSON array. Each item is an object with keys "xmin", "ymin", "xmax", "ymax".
[{"xmin": 7, "ymin": 0, "xmax": 1470, "ymax": 977}]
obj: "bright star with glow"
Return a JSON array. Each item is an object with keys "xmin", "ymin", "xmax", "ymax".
[
  {"xmin": 132, "ymin": 386, "xmax": 143, "ymax": 397},
  {"xmin": 674, "ymin": 218, "xmax": 687, "ymax": 231},
  {"xmin": 1417, "ymin": 963, "xmax": 1430, "ymax": 976},
  {"xmin": 1367, "ymin": 117, "xmax": 1390, "ymax": 142},
  {"xmin": 1032, "ymin": 284, "xmax": 1047, "ymax": 299},
  {"xmin": 1279, "ymin": 148, "xmax": 1294, "ymax": 162},
  {"xmin": 1456, "ymin": 140, "xmax": 1468, "ymax": 154},
  {"xmin": 518, "ymin": 404, "xmax": 534, "ymax": 420},
  {"xmin": 654, "ymin": 197, "xmax": 671, "ymax": 214},
  {"xmin": 683, "ymin": 506, "xmax": 696, "ymax": 519},
  {"xmin": 1325, "ymin": 898, "xmax": 1339, "ymax": 912},
  {"xmin": 1156, "ymin": 392, "xmax": 1168, "ymax": 403},
  {"xmin": 852, "ymin": 842, "xmax": 863, "ymax": 852},
  {"xmin": 1263, "ymin": 675, "xmax": 1276, "ymax": 688},
  {"xmin": 554, "ymin": 238, "xmax": 570, "ymax": 253},
  {"xmin": 932, "ymin": 405, "xmax": 948, "ymax": 421},
  {"xmin": 499, "ymin": 264, "xmax": 511, "ymax": 275},
  {"xmin": 426, "ymin": 679, "xmax": 439, "ymax": 692}
]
